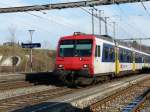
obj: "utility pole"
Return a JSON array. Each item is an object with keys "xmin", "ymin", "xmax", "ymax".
[
  {"xmin": 28, "ymin": 30, "xmax": 35, "ymax": 72},
  {"xmin": 112, "ymin": 22, "xmax": 116, "ymax": 39},
  {"xmin": 139, "ymin": 39, "xmax": 142, "ymax": 51},
  {"xmin": 98, "ymin": 10, "xmax": 103, "ymax": 35},
  {"xmin": 104, "ymin": 17, "xmax": 109, "ymax": 35},
  {"xmin": 91, "ymin": 8, "xmax": 95, "ymax": 34}
]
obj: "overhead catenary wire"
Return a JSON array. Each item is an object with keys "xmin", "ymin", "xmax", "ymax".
[
  {"xmin": 140, "ymin": 0, "xmax": 150, "ymax": 17},
  {"xmin": 0, "ymin": 1, "xmax": 147, "ymax": 40},
  {"xmin": 80, "ymin": 6, "xmax": 132, "ymax": 38},
  {"xmin": 0, "ymin": 0, "xmax": 150, "ymax": 13},
  {"xmin": 70, "ymin": 0, "xmax": 134, "ymax": 38},
  {"xmin": 0, "ymin": 2, "xmax": 81, "ymax": 31},
  {"xmin": 26, "ymin": 12, "xmax": 78, "ymax": 30},
  {"xmin": 116, "ymin": 4, "xmax": 148, "ymax": 38},
  {"xmin": 0, "ymin": 1, "xmax": 82, "ymax": 47},
  {"xmin": 0, "ymin": 1, "xmax": 132, "ymax": 38},
  {"xmin": 0, "ymin": 1, "xmax": 92, "ymax": 35},
  {"xmin": 9, "ymin": 0, "xmax": 137, "ymax": 38},
  {"xmin": 55, "ymin": 0, "xmax": 144, "ymax": 43}
]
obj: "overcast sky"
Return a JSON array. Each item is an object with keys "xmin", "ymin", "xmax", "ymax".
[{"xmin": 0, "ymin": 0, "xmax": 150, "ymax": 49}]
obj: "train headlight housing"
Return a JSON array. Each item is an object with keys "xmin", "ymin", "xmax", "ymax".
[
  {"xmin": 58, "ymin": 64, "xmax": 64, "ymax": 68},
  {"xmin": 83, "ymin": 64, "xmax": 89, "ymax": 68}
]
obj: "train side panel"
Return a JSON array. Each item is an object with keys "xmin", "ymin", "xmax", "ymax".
[
  {"xmin": 117, "ymin": 46, "xmax": 133, "ymax": 75},
  {"xmin": 93, "ymin": 38, "xmax": 150, "ymax": 77},
  {"xmin": 94, "ymin": 38, "xmax": 115, "ymax": 75}
]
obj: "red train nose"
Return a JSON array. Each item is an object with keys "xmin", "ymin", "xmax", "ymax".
[{"xmin": 56, "ymin": 57, "xmax": 91, "ymax": 71}]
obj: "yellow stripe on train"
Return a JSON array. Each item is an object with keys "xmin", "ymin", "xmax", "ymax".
[
  {"xmin": 132, "ymin": 61, "xmax": 136, "ymax": 71},
  {"xmin": 115, "ymin": 59, "xmax": 120, "ymax": 75}
]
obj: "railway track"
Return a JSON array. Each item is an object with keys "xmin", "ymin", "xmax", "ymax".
[
  {"xmin": 138, "ymin": 94, "xmax": 150, "ymax": 111},
  {"xmin": 0, "ymin": 74, "xmax": 148, "ymax": 112},
  {"xmin": 0, "ymin": 83, "xmax": 103, "ymax": 112},
  {"xmin": 0, "ymin": 81, "xmax": 34, "ymax": 91},
  {"xmin": 85, "ymin": 77, "xmax": 150, "ymax": 112},
  {"xmin": 0, "ymin": 87, "xmax": 76, "ymax": 112},
  {"xmin": 0, "ymin": 77, "xmax": 118, "ymax": 111},
  {"xmin": 122, "ymin": 88, "xmax": 150, "ymax": 112}
]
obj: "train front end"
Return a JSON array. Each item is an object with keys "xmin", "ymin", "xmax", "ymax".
[{"xmin": 55, "ymin": 33, "xmax": 95, "ymax": 85}]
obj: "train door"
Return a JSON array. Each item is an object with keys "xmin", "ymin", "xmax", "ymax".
[
  {"xmin": 144, "ymin": 56, "xmax": 146, "ymax": 67},
  {"xmin": 132, "ymin": 52, "xmax": 136, "ymax": 71},
  {"xmin": 94, "ymin": 45, "xmax": 101, "ymax": 74},
  {"xmin": 115, "ymin": 46, "xmax": 120, "ymax": 75}
]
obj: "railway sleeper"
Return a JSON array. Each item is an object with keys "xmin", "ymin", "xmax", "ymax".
[{"xmin": 122, "ymin": 88, "xmax": 150, "ymax": 112}]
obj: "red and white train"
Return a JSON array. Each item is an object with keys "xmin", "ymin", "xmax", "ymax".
[{"xmin": 54, "ymin": 32, "xmax": 150, "ymax": 85}]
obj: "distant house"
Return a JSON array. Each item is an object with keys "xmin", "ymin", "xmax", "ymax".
[{"xmin": 3, "ymin": 42, "xmax": 20, "ymax": 47}]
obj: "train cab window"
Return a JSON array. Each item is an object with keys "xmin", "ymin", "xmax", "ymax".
[
  {"xmin": 76, "ymin": 39, "xmax": 93, "ymax": 57},
  {"xmin": 59, "ymin": 40, "xmax": 74, "ymax": 57},
  {"xmin": 59, "ymin": 39, "xmax": 93, "ymax": 57},
  {"xmin": 95, "ymin": 45, "xmax": 101, "ymax": 57}
]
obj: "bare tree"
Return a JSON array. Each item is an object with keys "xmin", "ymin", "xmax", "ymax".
[
  {"xmin": 8, "ymin": 25, "xmax": 17, "ymax": 72},
  {"xmin": 8, "ymin": 25, "xmax": 17, "ymax": 44},
  {"xmin": 42, "ymin": 40, "xmax": 49, "ymax": 71}
]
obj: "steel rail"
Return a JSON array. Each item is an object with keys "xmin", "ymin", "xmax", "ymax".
[
  {"xmin": 85, "ymin": 78, "xmax": 150, "ymax": 112},
  {"xmin": 0, "ymin": 87, "xmax": 73, "ymax": 112},
  {"xmin": 122, "ymin": 89, "xmax": 150, "ymax": 112},
  {"xmin": 0, "ymin": 81, "xmax": 33, "ymax": 91}
]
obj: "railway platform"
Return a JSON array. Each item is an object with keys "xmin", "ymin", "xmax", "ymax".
[
  {"xmin": 10, "ymin": 74, "xmax": 150, "ymax": 112},
  {"xmin": 0, "ymin": 72, "xmax": 54, "ymax": 83}
]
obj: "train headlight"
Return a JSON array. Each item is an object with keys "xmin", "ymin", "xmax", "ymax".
[
  {"xmin": 83, "ymin": 64, "xmax": 89, "ymax": 68},
  {"xmin": 58, "ymin": 64, "xmax": 64, "ymax": 68}
]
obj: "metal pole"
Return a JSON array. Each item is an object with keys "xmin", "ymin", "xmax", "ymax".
[
  {"xmin": 112, "ymin": 22, "xmax": 116, "ymax": 39},
  {"xmin": 91, "ymin": 8, "xmax": 94, "ymax": 34},
  {"xmin": 104, "ymin": 17, "xmax": 109, "ymax": 35},
  {"xmin": 29, "ymin": 30, "xmax": 35, "ymax": 72},
  {"xmin": 140, "ymin": 39, "xmax": 142, "ymax": 51},
  {"xmin": 99, "ymin": 10, "xmax": 103, "ymax": 35}
]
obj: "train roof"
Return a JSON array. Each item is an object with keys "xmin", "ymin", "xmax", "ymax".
[
  {"xmin": 60, "ymin": 32, "xmax": 150, "ymax": 56},
  {"xmin": 95, "ymin": 35, "xmax": 150, "ymax": 56}
]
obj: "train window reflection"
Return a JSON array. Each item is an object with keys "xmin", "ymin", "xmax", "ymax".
[{"xmin": 59, "ymin": 39, "xmax": 93, "ymax": 57}]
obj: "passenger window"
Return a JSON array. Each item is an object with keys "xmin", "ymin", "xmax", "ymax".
[
  {"xmin": 135, "ymin": 55, "xmax": 138, "ymax": 63},
  {"xmin": 132, "ymin": 52, "xmax": 135, "ymax": 62},
  {"xmin": 127, "ymin": 52, "xmax": 131, "ymax": 63},
  {"xmin": 104, "ymin": 47, "xmax": 108, "ymax": 60},
  {"xmin": 120, "ymin": 51, "xmax": 123, "ymax": 62},
  {"xmin": 95, "ymin": 46, "xmax": 98, "ymax": 57},
  {"xmin": 127, "ymin": 55, "xmax": 129, "ymax": 62},
  {"xmin": 95, "ymin": 45, "xmax": 101, "ymax": 57},
  {"xmin": 122, "ymin": 50, "xmax": 126, "ymax": 62},
  {"xmin": 98, "ymin": 46, "xmax": 101, "ymax": 57},
  {"xmin": 109, "ymin": 48, "xmax": 114, "ymax": 61}
]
